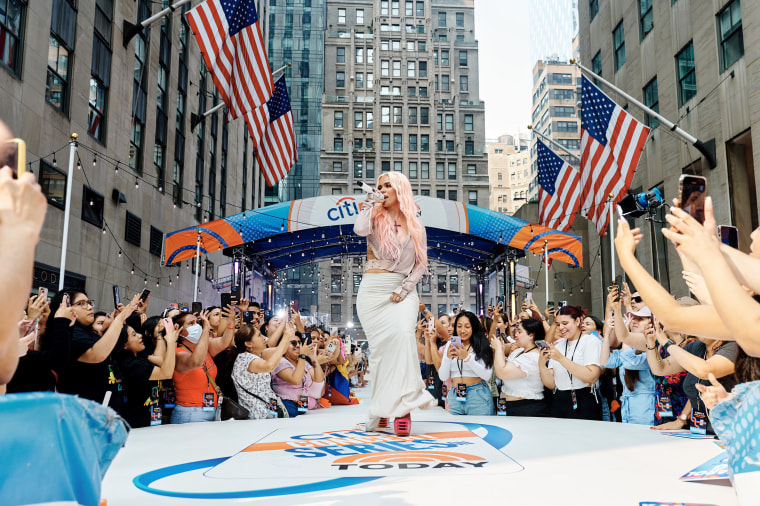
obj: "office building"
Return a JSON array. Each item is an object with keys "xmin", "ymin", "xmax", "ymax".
[
  {"xmin": 529, "ymin": 0, "xmax": 578, "ymax": 64},
  {"xmin": 487, "ymin": 134, "xmax": 531, "ymax": 215},
  {"xmin": 317, "ymin": 0, "xmax": 490, "ymax": 336}
]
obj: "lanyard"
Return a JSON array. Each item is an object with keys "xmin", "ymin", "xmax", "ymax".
[
  {"xmin": 455, "ymin": 344, "xmax": 471, "ymax": 378},
  {"xmin": 564, "ymin": 336, "xmax": 582, "ymax": 390}
]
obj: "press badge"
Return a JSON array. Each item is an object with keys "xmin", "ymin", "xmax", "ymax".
[
  {"xmin": 268, "ymin": 397, "xmax": 279, "ymax": 417},
  {"xmin": 164, "ymin": 388, "xmax": 176, "ymax": 408},
  {"xmin": 150, "ymin": 405, "xmax": 162, "ymax": 426},
  {"xmin": 496, "ymin": 398, "xmax": 507, "ymax": 416},
  {"xmin": 456, "ymin": 384, "xmax": 467, "ymax": 402},
  {"xmin": 441, "ymin": 384, "xmax": 448, "ymax": 401},
  {"xmin": 202, "ymin": 393, "xmax": 215, "ymax": 411},
  {"xmin": 298, "ymin": 395, "xmax": 309, "ymax": 413},
  {"xmin": 657, "ymin": 394, "xmax": 673, "ymax": 418},
  {"xmin": 571, "ymin": 390, "xmax": 578, "ymax": 410},
  {"xmin": 691, "ymin": 410, "xmax": 707, "ymax": 435},
  {"xmin": 427, "ymin": 371, "xmax": 436, "ymax": 390}
]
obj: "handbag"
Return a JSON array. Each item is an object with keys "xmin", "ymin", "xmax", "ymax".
[
  {"xmin": 199, "ymin": 361, "xmax": 250, "ymax": 421},
  {"xmin": 237, "ymin": 384, "xmax": 288, "ymax": 419}
]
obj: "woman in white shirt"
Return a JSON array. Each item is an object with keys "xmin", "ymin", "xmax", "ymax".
[
  {"xmin": 538, "ymin": 306, "xmax": 603, "ymax": 420},
  {"xmin": 439, "ymin": 311, "xmax": 494, "ymax": 415},
  {"xmin": 491, "ymin": 318, "xmax": 548, "ymax": 417}
]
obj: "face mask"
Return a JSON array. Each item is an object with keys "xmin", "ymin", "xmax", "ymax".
[{"xmin": 184, "ymin": 324, "xmax": 203, "ymax": 344}]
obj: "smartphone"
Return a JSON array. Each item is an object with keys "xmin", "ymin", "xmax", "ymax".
[
  {"xmin": 526, "ymin": 292, "xmax": 532, "ymax": 302},
  {"xmin": 557, "ymin": 300, "xmax": 567, "ymax": 310},
  {"xmin": 358, "ymin": 361, "xmax": 364, "ymax": 372},
  {"xmin": 230, "ymin": 286, "xmax": 241, "ymax": 303},
  {"xmin": 162, "ymin": 317, "xmax": 173, "ymax": 335},
  {"xmin": 221, "ymin": 292, "xmax": 232, "ymax": 308},
  {"xmin": 64, "ymin": 293, "xmax": 71, "ymax": 307},
  {"xmin": 616, "ymin": 204, "xmax": 626, "ymax": 220},
  {"xmin": 1, "ymin": 138, "xmax": 26, "ymax": 178},
  {"xmin": 535, "ymin": 340, "xmax": 549, "ymax": 350},
  {"xmin": 547, "ymin": 301, "xmax": 555, "ymax": 309},
  {"xmin": 427, "ymin": 316, "xmax": 435, "ymax": 333},
  {"xmin": 718, "ymin": 225, "xmax": 739, "ymax": 248},
  {"xmin": 191, "ymin": 301, "xmax": 202, "ymax": 314},
  {"xmin": 242, "ymin": 310, "xmax": 254, "ymax": 324},
  {"xmin": 38, "ymin": 287, "xmax": 48, "ymax": 301},
  {"xmin": 112, "ymin": 285, "xmax": 120, "ymax": 308},
  {"xmin": 325, "ymin": 341, "xmax": 336, "ymax": 356},
  {"xmin": 139, "ymin": 288, "xmax": 150, "ymax": 303},
  {"xmin": 302, "ymin": 334, "xmax": 313, "ymax": 346},
  {"xmin": 678, "ymin": 174, "xmax": 707, "ymax": 224},
  {"xmin": 451, "ymin": 335, "xmax": 462, "ymax": 347},
  {"xmin": 292, "ymin": 300, "xmax": 299, "ymax": 312}
]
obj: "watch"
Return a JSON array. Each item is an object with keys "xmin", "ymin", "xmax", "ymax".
[
  {"xmin": 678, "ymin": 411, "xmax": 689, "ymax": 422},
  {"xmin": 662, "ymin": 339, "xmax": 676, "ymax": 353},
  {"xmin": 298, "ymin": 354, "xmax": 309, "ymax": 360}
]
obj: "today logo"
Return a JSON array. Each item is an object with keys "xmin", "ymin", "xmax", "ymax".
[
  {"xmin": 327, "ymin": 197, "xmax": 362, "ymax": 221},
  {"xmin": 133, "ymin": 422, "xmax": 520, "ymax": 499}
]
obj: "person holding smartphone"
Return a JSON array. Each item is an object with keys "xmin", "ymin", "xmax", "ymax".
[
  {"xmin": 490, "ymin": 318, "xmax": 548, "ymax": 417},
  {"xmin": 354, "ymin": 172, "xmax": 437, "ymax": 435},
  {"xmin": 538, "ymin": 306, "xmax": 603, "ymax": 420}
]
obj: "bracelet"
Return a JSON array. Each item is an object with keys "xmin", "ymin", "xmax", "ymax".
[
  {"xmin": 662, "ymin": 339, "xmax": 675, "ymax": 353},
  {"xmin": 645, "ymin": 343, "xmax": 656, "ymax": 350},
  {"xmin": 298, "ymin": 354, "xmax": 309, "ymax": 360}
]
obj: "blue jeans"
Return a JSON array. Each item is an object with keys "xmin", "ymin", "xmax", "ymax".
[
  {"xmin": 447, "ymin": 381, "xmax": 495, "ymax": 416},
  {"xmin": 170, "ymin": 405, "xmax": 216, "ymax": 424}
]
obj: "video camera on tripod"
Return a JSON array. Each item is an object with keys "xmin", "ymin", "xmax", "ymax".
[{"xmin": 618, "ymin": 187, "xmax": 664, "ymax": 218}]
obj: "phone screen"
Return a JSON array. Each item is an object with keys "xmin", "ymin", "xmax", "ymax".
[
  {"xmin": 678, "ymin": 175, "xmax": 707, "ymax": 224},
  {"xmin": 112, "ymin": 285, "xmax": 120, "ymax": 307},
  {"xmin": 38, "ymin": 287, "xmax": 48, "ymax": 301},
  {"xmin": 719, "ymin": 225, "xmax": 739, "ymax": 248},
  {"xmin": 221, "ymin": 292, "xmax": 232, "ymax": 308},
  {"xmin": 1, "ymin": 138, "xmax": 26, "ymax": 178},
  {"xmin": 139, "ymin": 289, "xmax": 150, "ymax": 303}
]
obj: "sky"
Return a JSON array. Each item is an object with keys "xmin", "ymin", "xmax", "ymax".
[{"xmin": 474, "ymin": 0, "xmax": 533, "ymax": 141}]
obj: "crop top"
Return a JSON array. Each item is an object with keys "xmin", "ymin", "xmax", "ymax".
[
  {"xmin": 438, "ymin": 342, "xmax": 492, "ymax": 382},
  {"xmin": 353, "ymin": 198, "xmax": 427, "ymax": 298}
]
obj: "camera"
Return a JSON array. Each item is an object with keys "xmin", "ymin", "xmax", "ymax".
[{"xmin": 618, "ymin": 187, "xmax": 664, "ymax": 218}]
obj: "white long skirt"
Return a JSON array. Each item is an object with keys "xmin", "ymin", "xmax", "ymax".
[{"xmin": 356, "ymin": 272, "xmax": 437, "ymax": 418}]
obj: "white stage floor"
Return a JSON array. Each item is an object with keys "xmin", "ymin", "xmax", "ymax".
[{"xmin": 102, "ymin": 387, "xmax": 736, "ymax": 505}]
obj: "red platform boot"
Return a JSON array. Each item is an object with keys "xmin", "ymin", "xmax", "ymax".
[{"xmin": 394, "ymin": 414, "xmax": 411, "ymax": 436}]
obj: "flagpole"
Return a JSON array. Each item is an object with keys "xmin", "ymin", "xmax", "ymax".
[
  {"xmin": 123, "ymin": 0, "xmax": 193, "ymax": 47},
  {"xmin": 193, "ymin": 231, "xmax": 201, "ymax": 302},
  {"xmin": 572, "ymin": 60, "xmax": 716, "ymax": 168},
  {"xmin": 608, "ymin": 195, "xmax": 616, "ymax": 280},
  {"xmin": 191, "ymin": 64, "xmax": 292, "ymax": 130},
  {"xmin": 528, "ymin": 125, "xmax": 581, "ymax": 164},
  {"xmin": 58, "ymin": 134, "xmax": 78, "ymax": 291},
  {"xmin": 544, "ymin": 240, "xmax": 549, "ymax": 309}
]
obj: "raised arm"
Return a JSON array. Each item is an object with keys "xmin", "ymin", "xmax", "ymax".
[
  {"xmin": 250, "ymin": 329, "xmax": 291, "ymax": 373},
  {"xmin": 79, "ymin": 295, "xmax": 140, "ymax": 364},
  {"xmin": 490, "ymin": 337, "xmax": 527, "ymax": 381},
  {"xmin": 537, "ymin": 349, "xmax": 555, "ymax": 389},
  {"xmin": 149, "ymin": 323, "xmax": 179, "ymax": 380},
  {"xmin": 175, "ymin": 316, "xmax": 211, "ymax": 373}
]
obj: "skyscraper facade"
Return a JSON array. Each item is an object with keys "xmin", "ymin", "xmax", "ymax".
[
  {"xmin": 317, "ymin": 0, "xmax": 490, "ymax": 337},
  {"xmin": 529, "ymin": 0, "xmax": 578, "ymax": 64}
]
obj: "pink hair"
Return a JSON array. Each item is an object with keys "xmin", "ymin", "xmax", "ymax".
[{"xmin": 372, "ymin": 172, "xmax": 428, "ymax": 271}]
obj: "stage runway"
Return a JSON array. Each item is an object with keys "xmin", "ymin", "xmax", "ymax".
[{"xmin": 101, "ymin": 387, "xmax": 736, "ymax": 505}]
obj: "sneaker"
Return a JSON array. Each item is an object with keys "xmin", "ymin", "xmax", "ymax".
[{"xmin": 394, "ymin": 414, "xmax": 411, "ymax": 436}]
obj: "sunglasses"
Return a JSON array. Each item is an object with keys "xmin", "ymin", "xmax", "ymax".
[
  {"xmin": 290, "ymin": 340, "xmax": 300, "ymax": 346},
  {"xmin": 632, "ymin": 296, "xmax": 643, "ymax": 303}
]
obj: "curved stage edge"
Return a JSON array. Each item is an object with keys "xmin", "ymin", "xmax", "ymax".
[{"xmin": 101, "ymin": 387, "xmax": 736, "ymax": 505}]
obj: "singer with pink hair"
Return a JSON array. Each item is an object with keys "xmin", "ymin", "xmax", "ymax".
[{"xmin": 354, "ymin": 172, "xmax": 437, "ymax": 436}]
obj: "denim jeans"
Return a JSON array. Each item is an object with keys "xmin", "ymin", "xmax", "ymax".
[
  {"xmin": 447, "ymin": 381, "xmax": 495, "ymax": 416},
  {"xmin": 170, "ymin": 405, "xmax": 216, "ymax": 424}
]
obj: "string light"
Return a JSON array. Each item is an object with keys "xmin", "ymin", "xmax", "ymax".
[
  {"xmin": 92, "ymin": 157, "xmax": 97, "ymax": 168},
  {"xmin": 76, "ymin": 160, "xmax": 81, "ymax": 170},
  {"xmin": 114, "ymin": 162, "xmax": 118, "ymax": 174},
  {"xmin": 53, "ymin": 156, "xmax": 57, "ymax": 168},
  {"xmin": 118, "ymin": 250, "xmax": 122, "ymax": 258},
  {"xmin": 102, "ymin": 227, "xmax": 106, "ymax": 234},
  {"xmin": 131, "ymin": 266, "xmax": 135, "ymax": 275},
  {"xmin": 135, "ymin": 178, "xmax": 139, "ymax": 189},
  {"xmin": 144, "ymin": 278, "xmax": 148, "ymax": 285}
]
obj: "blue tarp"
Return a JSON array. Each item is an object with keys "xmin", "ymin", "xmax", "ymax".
[{"xmin": 0, "ymin": 392, "xmax": 129, "ymax": 506}]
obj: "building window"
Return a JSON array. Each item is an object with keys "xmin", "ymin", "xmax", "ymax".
[
  {"xmin": 419, "ymin": 86, "xmax": 428, "ymax": 97},
  {"xmin": 354, "ymin": 138, "xmax": 362, "ymax": 150},
  {"xmin": 382, "ymin": 161, "xmax": 390, "ymax": 173},
  {"xmin": 391, "ymin": 0, "xmax": 399, "ymax": 15},
  {"xmin": 367, "ymin": 111, "xmax": 374, "ymax": 128},
  {"xmin": 676, "ymin": 41, "xmax": 696, "ymax": 106},
  {"xmin": 355, "ymin": 47, "xmax": 363, "ymax": 64},
  {"xmin": 124, "ymin": 211, "xmax": 142, "ymax": 246},
  {"xmin": 392, "ymin": 60, "xmax": 401, "ymax": 77},
  {"xmin": 416, "ymin": 1, "xmax": 424, "ymax": 16},
  {"xmin": 589, "ymin": 0, "xmax": 598, "ymax": 21},
  {"xmin": 420, "ymin": 107, "xmax": 429, "ymax": 124},
  {"xmin": 717, "ymin": 0, "xmax": 743, "ymax": 72},
  {"xmin": 592, "ymin": 50, "xmax": 602, "ymax": 86},
  {"xmin": 420, "ymin": 135, "xmax": 429, "ymax": 152},
  {"xmin": 149, "ymin": 226, "xmax": 163, "ymax": 257},
  {"xmin": 643, "ymin": 76, "xmax": 659, "ymax": 129},
  {"xmin": 393, "ymin": 133, "xmax": 402, "ymax": 151},
  {"xmin": 356, "ymin": 8, "xmax": 364, "ymax": 24},
  {"xmin": 448, "ymin": 162, "xmax": 456, "ymax": 180},
  {"xmin": 436, "ymin": 162, "xmax": 444, "ymax": 179},
  {"xmin": 613, "ymin": 20, "xmax": 625, "ymax": 71},
  {"xmin": 467, "ymin": 164, "xmax": 476, "ymax": 175},
  {"xmin": 460, "ymin": 75, "xmax": 468, "ymax": 92},
  {"xmin": 444, "ymin": 114, "xmax": 453, "ymax": 131},
  {"xmin": 355, "ymin": 72, "xmax": 364, "ymax": 88},
  {"xmin": 331, "ymin": 161, "xmax": 341, "ymax": 172},
  {"xmin": 437, "ymin": 274, "xmax": 446, "ymax": 293},
  {"xmin": 456, "ymin": 12, "xmax": 464, "ymax": 27},
  {"xmin": 381, "ymin": 106, "xmax": 390, "ymax": 123},
  {"xmin": 381, "ymin": 60, "xmax": 389, "ymax": 77},
  {"xmin": 381, "ymin": 134, "xmax": 390, "ymax": 151},
  {"xmin": 464, "ymin": 114, "xmax": 473, "ymax": 131},
  {"xmin": 442, "ymin": 74, "xmax": 450, "ymax": 91},
  {"xmin": 336, "ymin": 46, "xmax": 345, "ymax": 63},
  {"xmin": 366, "ymin": 161, "xmax": 375, "ymax": 178},
  {"xmin": 89, "ymin": 0, "xmax": 113, "ymax": 144},
  {"xmin": 332, "ymin": 188, "xmax": 341, "ymax": 195},
  {"xmin": 40, "ymin": 161, "xmax": 66, "ymax": 210},
  {"xmin": 409, "ymin": 107, "xmax": 417, "ymax": 124},
  {"xmin": 334, "ymin": 110, "xmax": 343, "ymax": 128},
  {"xmin": 47, "ymin": 0, "xmax": 78, "ymax": 114},
  {"xmin": 459, "ymin": 50, "xmax": 468, "ymax": 66},
  {"xmin": 337, "ymin": 7, "xmax": 346, "ymax": 24},
  {"xmin": 465, "ymin": 140, "xmax": 474, "ymax": 155},
  {"xmin": 393, "ymin": 106, "xmax": 402, "ymax": 124},
  {"xmin": 336, "ymin": 71, "xmax": 345, "ymax": 87},
  {"xmin": 0, "ymin": 0, "xmax": 26, "ymax": 76},
  {"xmin": 418, "ymin": 61, "xmax": 427, "ymax": 78},
  {"xmin": 331, "ymin": 304, "xmax": 341, "ymax": 323},
  {"xmin": 438, "ymin": 11, "xmax": 446, "ymax": 27},
  {"xmin": 407, "ymin": 61, "xmax": 415, "ymax": 77},
  {"xmin": 409, "ymin": 134, "xmax": 417, "ymax": 151},
  {"xmin": 639, "ymin": 0, "xmax": 653, "ymax": 40},
  {"xmin": 409, "ymin": 161, "xmax": 417, "ymax": 178},
  {"xmin": 354, "ymin": 161, "xmax": 362, "ymax": 178},
  {"xmin": 381, "ymin": 0, "xmax": 388, "ymax": 15},
  {"xmin": 421, "ymin": 162, "xmax": 429, "ymax": 178},
  {"xmin": 81, "ymin": 186, "xmax": 105, "ymax": 228},
  {"xmin": 441, "ymin": 50, "xmax": 449, "ymax": 66},
  {"xmin": 448, "ymin": 190, "xmax": 457, "ymax": 201},
  {"xmin": 130, "ymin": 1, "xmax": 151, "ymax": 174},
  {"xmin": 394, "ymin": 161, "xmax": 402, "ymax": 172},
  {"xmin": 334, "ymin": 138, "xmax": 343, "ymax": 151},
  {"xmin": 468, "ymin": 191, "xmax": 477, "ymax": 205},
  {"xmin": 354, "ymin": 111, "xmax": 363, "ymax": 128}
]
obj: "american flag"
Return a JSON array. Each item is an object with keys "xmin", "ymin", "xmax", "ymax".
[
  {"xmin": 536, "ymin": 139, "xmax": 581, "ymax": 232},
  {"xmin": 254, "ymin": 77, "xmax": 297, "ymax": 187},
  {"xmin": 185, "ymin": 0, "xmax": 274, "ymax": 121},
  {"xmin": 580, "ymin": 75, "xmax": 650, "ymax": 236}
]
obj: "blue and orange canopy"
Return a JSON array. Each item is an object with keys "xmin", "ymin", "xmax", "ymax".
[{"xmin": 165, "ymin": 195, "xmax": 582, "ymax": 269}]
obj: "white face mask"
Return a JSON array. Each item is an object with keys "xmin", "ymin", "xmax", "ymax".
[{"xmin": 184, "ymin": 324, "xmax": 203, "ymax": 344}]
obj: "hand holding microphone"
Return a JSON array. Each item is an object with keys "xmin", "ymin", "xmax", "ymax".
[{"xmin": 361, "ymin": 182, "xmax": 384, "ymax": 203}]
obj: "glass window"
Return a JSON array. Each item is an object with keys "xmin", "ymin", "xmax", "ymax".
[
  {"xmin": 356, "ymin": 9, "xmax": 364, "ymax": 24},
  {"xmin": 355, "ymin": 72, "xmax": 364, "ymax": 88},
  {"xmin": 437, "ymin": 189, "xmax": 445, "ymax": 199},
  {"xmin": 416, "ymin": 2, "xmax": 424, "ymax": 17},
  {"xmin": 420, "ymin": 107, "xmax": 429, "ymax": 124},
  {"xmin": 643, "ymin": 76, "xmax": 659, "ymax": 129},
  {"xmin": 419, "ymin": 61, "xmax": 427, "ymax": 77},
  {"xmin": 381, "ymin": 106, "xmax": 390, "ymax": 123},
  {"xmin": 354, "ymin": 111, "xmax": 363, "ymax": 128},
  {"xmin": 392, "ymin": 39, "xmax": 400, "ymax": 51},
  {"xmin": 47, "ymin": 0, "xmax": 78, "ymax": 114},
  {"xmin": 354, "ymin": 138, "xmax": 362, "ymax": 150},
  {"xmin": 613, "ymin": 20, "xmax": 625, "ymax": 71},
  {"xmin": 393, "ymin": 106, "xmax": 402, "ymax": 123},
  {"xmin": 336, "ymin": 47, "xmax": 345, "ymax": 63},
  {"xmin": 406, "ymin": 1, "xmax": 413, "ymax": 16},
  {"xmin": 367, "ymin": 48, "xmax": 374, "ymax": 63},
  {"xmin": 391, "ymin": 0, "xmax": 399, "ymax": 16},
  {"xmin": 437, "ymin": 113, "xmax": 443, "ymax": 130},
  {"xmin": 334, "ymin": 138, "xmax": 343, "ymax": 151},
  {"xmin": 445, "ymin": 114, "xmax": 454, "ymax": 131},
  {"xmin": 459, "ymin": 50, "xmax": 467, "ymax": 66},
  {"xmin": 460, "ymin": 75, "xmax": 468, "ymax": 92},
  {"xmin": 334, "ymin": 110, "xmax": 343, "ymax": 128},
  {"xmin": 381, "ymin": 60, "xmax": 389, "ymax": 76},
  {"xmin": 392, "ymin": 60, "xmax": 401, "ymax": 77},
  {"xmin": 456, "ymin": 12, "xmax": 464, "ymax": 27},
  {"xmin": 639, "ymin": 0, "xmax": 653, "ymax": 40},
  {"xmin": 382, "ymin": 161, "xmax": 390, "ymax": 172},
  {"xmin": 717, "ymin": 0, "xmax": 743, "ymax": 72},
  {"xmin": 336, "ymin": 71, "xmax": 345, "ymax": 87},
  {"xmin": 338, "ymin": 8, "xmax": 346, "ymax": 24},
  {"xmin": 381, "ymin": 0, "xmax": 388, "ymax": 15},
  {"xmin": 366, "ymin": 161, "xmax": 375, "ymax": 178},
  {"xmin": 465, "ymin": 140, "xmax": 474, "ymax": 155},
  {"xmin": 676, "ymin": 41, "xmax": 696, "ymax": 106},
  {"xmin": 382, "ymin": 133, "xmax": 390, "ymax": 150},
  {"xmin": 393, "ymin": 133, "xmax": 402, "ymax": 151},
  {"xmin": 421, "ymin": 162, "xmax": 429, "ymax": 179},
  {"xmin": 40, "ymin": 161, "xmax": 66, "ymax": 209},
  {"xmin": 408, "ymin": 86, "xmax": 416, "ymax": 96},
  {"xmin": 421, "ymin": 134, "xmax": 429, "ymax": 152},
  {"xmin": 394, "ymin": 161, "xmax": 402, "ymax": 172},
  {"xmin": 409, "ymin": 161, "xmax": 417, "ymax": 178},
  {"xmin": 464, "ymin": 114, "xmax": 473, "ymax": 131},
  {"xmin": 467, "ymin": 164, "xmax": 476, "ymax": 175},
  {"xmin": 448, "ymin": 190, "xmax": 457, "ymax": 201},
  {"xmin": 333, "ymin": 161, "xmax": 342, "ymax": 171},
  {"xmin": 441, "ymin": 50, "xmax": 449, "ymax": 65},
  {"xmin": 409, "ymin": 134, "xmax": 417, "ymax": 151},
  {"xmin": 442, "ymin": 75, "xmax": 450, "ymax": 91},
  {"xmin": 355, "ymin": 47, "xmax": 363, "ymax": 63},
  {"xmin": 419, "ymin": 86, "xmax": 428, "ymax": 97},
  {"xmin": 437, "ymin": 274, "xmax": 446, "ymax": 293},
  {"xmin": 436, "ymin": 162, "xmax": 444, "ymax": 179},
  {"xmin": 0, "ymin": 0, "xmax": 27, "ymax": 76},
  {"xmin": 407, "ymin": 61, "xmax": 415, "ymax": 77},
  {"xmin": 590, "ymin": 0, "xmax": 598, "ymax": 21},
  {"xmin": 438, "ymin": 11, "xmax": 446, "ymax": 27},
  {"xmin": 82, "ymin": 186, "xmax": 105, "ymax": 228},
  {"xmin": 367, "ymin": 111, "xmax": 374, "ymax": 128},
  {"xmin": 409, "ymin": 107, "xmax": 417, "ymax": 124},
  {"xmin": 448, "ymin": 163, "xmax": 456, "ymax": 180},
  {"xmin": 592, "ymin": 50, "xmax": 602, "ymax": 85},
  {"xmin": 468, "ymin": 191, "xmax": 477, "ymax": 205}
]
